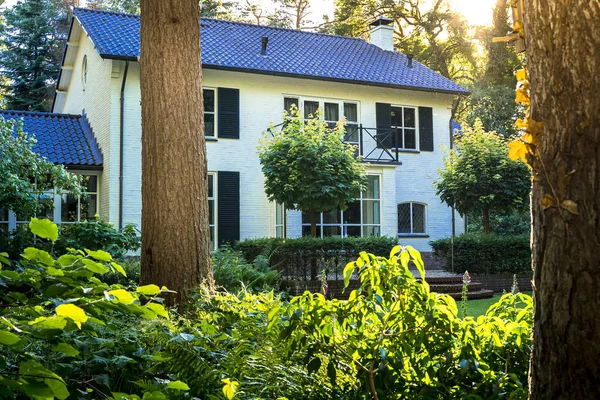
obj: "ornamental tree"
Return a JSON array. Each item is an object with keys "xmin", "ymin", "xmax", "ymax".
[
  {"xmin": 434, "ymin": 119, "xmax": 530, "ymax": 234},
  {"xmin": 258, "ymin": 107, "xmax": 365, "ymax": 237},
  {"xmin": 0, "ymin": 117, "xmax": 80, "ymax": 218}
]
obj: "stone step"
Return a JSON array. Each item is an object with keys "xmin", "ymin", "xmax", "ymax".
[
  {"xmin": 420, "ymin": 275, "xmax": 464, "ymax": 284},
  {"xmin": 429, "ymin": 282, "xmax": 483, "ymax": 293}
]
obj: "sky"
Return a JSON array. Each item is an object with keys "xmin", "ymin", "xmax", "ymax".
[{"xmin": 1, "ymin": 0, "xmax": 497, "ymax": 26}]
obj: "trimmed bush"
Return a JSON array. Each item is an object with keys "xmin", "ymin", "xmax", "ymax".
[
  {"xmin": 234, "ymin": 236, "xmax": 399, "ymax": 281},
  {"xmin": 430, "ymin": 233, "xmax": 531, "ymax": 274}
]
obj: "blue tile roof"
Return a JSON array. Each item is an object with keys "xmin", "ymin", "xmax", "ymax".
[
  {"xmin": 451, "ymin": 120, "xmax": 463, "ymax": 135},
  {"xmin": 72, "ymin": 7, "xmax": 469, "ymax": 95},
  {"xmin": 0, "ymin": 111, "xmax": 103, "ymax": 167}
]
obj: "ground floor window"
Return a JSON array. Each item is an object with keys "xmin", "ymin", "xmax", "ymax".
[
  {"xmin": 301, "ymin": 175, "xmax": 381, "ymax": 238},
  {"xmin": 275, "ymin": 202, "xmax": 285, "ymax": 238},
  {"xmin": 0, "ymin": 173, "xmax": 99, "ymax": 233},
  {"xmin": 208, "ymin": 172, "xmax": 216, "ymax": 249},
  {"xmin": 398, "ymin": 202, "xmax": 427, "ymax": 234}
]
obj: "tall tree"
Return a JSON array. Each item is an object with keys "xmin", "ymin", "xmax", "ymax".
[
  {"xmin": 524, "ymin": 0, "xmax": 600, "ymax": 397},
  {"xmin": 274, "ymin": 0, "xmax": 312, "ymax": 29},
  {"xmin": 140, "ymin": 0, "xmax": 213, "ymax": 305},
  {"xmin": 0, "ymin": 0, "xmax": 61, "ymax": 111},
  {"xmin": 330, "ymin": 0, "xmax": 476, "ymax": 83},
  {"xmin": 464, "ymin": 0, "xmax": 521, "ymax": 136}
]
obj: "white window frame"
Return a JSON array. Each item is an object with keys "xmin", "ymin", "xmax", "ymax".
[
  {"xmin": 390, "ymin": 105, "xmax": 418, "ymax": 151},
  {"xmin": 274, "ymin": 202, "xmax": 285, "ymax": 238},
  {"xmin": 208, "ymin": 172, "xmax": 217, "ymax": 250},
  {"xmin": 1, "ymin": 172, "xmax": 100, "ymax": 232},
  {"xmin": 81, "ymin": 55, "xmax": 88, "ymax": 88},
  {"xmin": 301, "ymin": 174, "xmax": 381, "ymax": 238},
  {"xmin": 203, "ymin": 87, "xmax": 217, "ymax": 138},
  {"xmin": 397, "ymin": 202, "xmax": 428, "ymax": 235}
]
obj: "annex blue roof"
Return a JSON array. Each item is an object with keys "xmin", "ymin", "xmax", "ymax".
[
  {"xmin": 72, "ymin": 7, "xmax": 469, "ymax": 95},
  {"xmin": 0, "ymin": 111, "xmax": 103, "ymax": 167},
  {"xmin": 451, "ymin": 120, "xmax": 463, "ymax": 135}
]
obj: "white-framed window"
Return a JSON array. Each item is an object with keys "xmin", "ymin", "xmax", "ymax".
[
  {"xmin": 301, "ymin": 174, "xmax": 381, "ymax": 238},
  {"xmin": 397, "ymin": 202, "xmax": 427, "ymax": 235},
  {"xmin": 60, "ymin": 175, "xmax": 98, "ymax": 223},
  {"xmin": 81, "ymin": 55, "xmax": 88, "ymax": 87},
  {"xmin": 390, "ymin": 106, "xmax": 417, "ymax": 150},
  {"xmin": 284, "ymin": 96, "xmax": 360, "ymax": 127},
  {"xmin": 203, "ymin": 88, "xmax": 216, "ymax": 137},
  {"xmin": 1, "ymin": 173, "xmax": 100, "ymax": 232},
  {"xmin": 208, "ymin": 172, "xmax": 217, "ymax": 249},
  {"xmin": 275, "ymin": 202, "xmax": 285, "ymax": 238}
]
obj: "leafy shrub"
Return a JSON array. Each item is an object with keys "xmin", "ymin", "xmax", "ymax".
[
  {"xmin": 0, "ymin": 216, "xmax": 140, "ymax": 259},
  {"xmin": 212, "ymin": 247, "xmax": 280, "ymax": 293},
  {"xmin": 0, "ymin": 219, "xmax": 177, "ymax": 399},
  {"xmin": 430, "ymin": 233, "xmax": 531, "ymax": 274},
  {"xmin": 467, "ymin": 212, "xmax": 531, "ymax": 236}
]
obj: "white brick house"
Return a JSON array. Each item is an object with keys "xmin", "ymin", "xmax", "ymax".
[{"xmin": 2, "ymin": 9, "xmax": 468, "ymax": 252}]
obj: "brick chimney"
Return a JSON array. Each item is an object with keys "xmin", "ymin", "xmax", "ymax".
[{"xmin": 369, "ymin": 16, "xmax": 394, "ymax": 52}]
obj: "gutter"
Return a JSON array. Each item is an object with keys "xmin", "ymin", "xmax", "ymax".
[{"xmin": 119, "ymin": 61, "xmax": 130, "ymax": 230}]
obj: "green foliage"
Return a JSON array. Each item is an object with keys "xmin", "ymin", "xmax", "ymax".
[
  {"xmin": 0, "ymin": 219, "xmax": 177, "ymax": 399},
  {"xmin": 434, "ymin": 119, "xmax": 531, "ymax": 233},
  {"xmin": 0, "ymin": 216, "xmax": 140, "ymax": 259},
  {"xmin": 212, "ymin": 247, "xmax": 280, "ymax": 293},
  {"xmin": 279, "ymin": 246, "xmax": 532, "ymax": 399},
  {"xmin": 258, "ymin": 107, "xmax": 365, "ymax": 235},
  {"xmin": 0, "ymin": 118, "xmax": 81, "ymax": 219},
  {"xmin": 463, "ymin": 0, "xmax": 523, "ymax": 137},
  {"xmin": 0, "ymin": 220, "xmax": 532, "ymax": 399},
  {"xmin": 430, "ymin": 233, "xmax": 531, "ymax": 274},
  {"xmin": 467, "ymin": 211, "xmax": 531, "ymax": 236},
  {"xmin": 235, "ymin": 235, "xmax": 399, "ymax": 263},
  {"xmin": 0, "ymin": 0, "xmax": 62, "ymax": 111}
]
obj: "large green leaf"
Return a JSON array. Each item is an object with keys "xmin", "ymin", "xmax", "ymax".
[
  {"xmin": 29, "ymin": 218, "xmax": 58, "ymax": 241},
  {"xmin": 21, "ymin": 247, "xmax": 54, "ymax": 267},
  {"xmin": 167, "ymin": 381, "xmax": 190, "ymax": 391},
  {"xmin": 136, "ymin": 284, "xmax": 161, "ymax": 296},
  {"xmin": 55, "ymin": 304, "xmax": 88, "ymax": 329},
  {"xmin": 0, "ymin": 330, "xmax": 20, "ymax": 346}
]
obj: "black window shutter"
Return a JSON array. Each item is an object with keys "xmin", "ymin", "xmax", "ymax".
[
  {"xmin": 217, "ymin": 171, "xmax": 240, "ymax": 246},
  {"xmin": 376, "ymin": 102, "xmax": 392, "ymax": 148},
  {"xmin": 218, "ymin": 88, "xmax": 239, "ymax": 139},
  {"xmin": 418, "ymin": 107, "xmax": 434, "ymax": 152}
]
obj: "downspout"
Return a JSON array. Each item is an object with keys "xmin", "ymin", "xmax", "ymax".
[
  {"xmin": 119, "ymin": 61, "xmax": 130, "ymax": 230},
  {"xmin": 449, "ymin": 95, "xmax": 462, "ymax": 273}
]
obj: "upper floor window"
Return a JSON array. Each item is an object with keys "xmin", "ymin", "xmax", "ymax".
[
  {"xmin": 398, "ymin": 202, "xmax": 426, "ymax": 235},
  {"xmin": 391, "ymin": 106, "xmax": 417, "ymax": 150},
  {"xmin": 204, "ymin": 88, "xmax": 215, "ymax": 137}
]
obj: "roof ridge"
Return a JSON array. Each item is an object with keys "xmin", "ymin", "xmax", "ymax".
[
  {"xmin": 0, "ymin": 110, "xmax": 82, "ymax": 118},
  {"xmin": 73, "ymin": 6, "xmax": 366, "ymax": 43},
  {"xmin": 73, "ymin": 7, "xmax": 138, "ymax": 18}
]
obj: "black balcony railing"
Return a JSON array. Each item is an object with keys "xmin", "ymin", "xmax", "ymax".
[{"xmin": 266, "ymin": 122, "xmax": 402, "ymax": 165}]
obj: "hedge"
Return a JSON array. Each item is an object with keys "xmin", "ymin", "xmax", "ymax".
[
  {"xmin": 430, "ymin": 234, "xmax": 531, "ymax": 274},
  {"xmin": 234, "ymin": 236, "xmax": 399, "ymax": 281}
]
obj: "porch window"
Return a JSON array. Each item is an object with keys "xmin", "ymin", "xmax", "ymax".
[
  {"xmin": 398, "ymin": 202, "xmax": 426, "ymax": 234},
  {"xmin": 301, "ymin": 175, "xmax": 381, "ymax": 238},
  {"xmin": 204, "ymin": 88, "xmax": 215, "ymax": 137}
]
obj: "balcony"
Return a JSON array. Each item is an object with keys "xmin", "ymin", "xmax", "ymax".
[{"xmin": 267, "ymin": 123, "xmax": 403, "ymax": 165}]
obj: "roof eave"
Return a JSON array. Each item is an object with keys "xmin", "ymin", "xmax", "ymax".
[{"xmin": 97, "ymin": 55, "xmax": 470, "ymax": 95}]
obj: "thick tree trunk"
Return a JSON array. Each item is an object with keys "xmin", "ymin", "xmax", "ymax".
[
  {"xmin": 482, "ymin": 206, "xmax": 491, "ymax": 235},
  {"xmin": 526, "ymin": 1, "xmax": 600, "ymax": 398},
  {"xmin": 140, "ymin": 0, "xmax": 213, "ymax": 305},
  {"xmin": 310, "ymin": 210, "xmax": 318, "ymax": 238}
]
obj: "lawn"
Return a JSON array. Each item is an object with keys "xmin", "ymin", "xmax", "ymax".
[{"xmin": 465, "ymin": 292, "xmax": 532, "ymax": 318}]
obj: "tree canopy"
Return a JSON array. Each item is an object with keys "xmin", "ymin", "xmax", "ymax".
[
  {"xmin": 434, "ymin": 119, "xmax": 530, "ymax": 234},
  {"xmin": 258, "ymin": 107, "xmax": 365, "ymax": 236}
]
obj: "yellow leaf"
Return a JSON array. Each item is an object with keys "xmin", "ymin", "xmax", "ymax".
[
  {"xmin": 508, "ymin": 140, "xmax": 529, "ymax": 163},
  {"xmin": 222, "ymin": 379, "xmax": 239, "ymax": 400},
  {"xmin": 515, "ymin": 88, "xmax": 530, "ymax": 105},
  {"xmin": 107, "ymin": 289, "xmax": 135, "ymax": 305},
  {"xmin": 561, "ymin": 200, "xmax": 579, "ymax": 215},
  {"xmin": 541, "ymin": 194, "xmax": 557, "ymax": 209},
  {"xmin": 515, "ymin": 118, "xmax": 527, "ymax": 130},
  {"xmin": 516, "ymin": 69, "xmax": 527, "ymax": 82},
  {"xmin": 56, "ymin": 304, "xmax": 88, "ymax": 329},
  {"xmin": 136, "ymin": 284, "xmax": 161, "ymax": 296}
]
